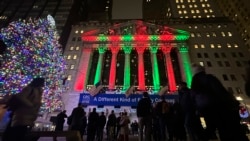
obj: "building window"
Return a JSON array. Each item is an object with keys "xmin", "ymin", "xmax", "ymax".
[
  {"xmin": 222, "ymin": 74, "xmax": 228, "ymax": 81},
  {"xmin": 221, "ymin": 32, "xmax": 226, "ymax": 37},
  {"xmin": 67, "ymin": 55, "xmax": 71, "ymax": 60},
  {"xmin": 234, "ymin": 44, "xmax": 238, "ymax": 48},
  {"xmin": 210, "ymin": 44, "xmax": 215, "ymax": 48},
  {"xmin": 73, "ymin": 55, "xmax": 77, "ymax": 59},
  {"xmin": 206, "ymin": 32, "xmax": 210, "ymax": 37},
  {"xmin": 72, "ymin": 37, "xmax": 76, "ymax": 41},
  {"xmin": 238, "ymin": 52, "xmax": 244, "ymax": 57},
  {"xmin": 236, "ymin": 87, "xmax": 242, "ymax": 94},
  {"xmin": 212, "ymin": 32, "xmax": 216, "ymax": 37},
  {"xmin": 228, "ymin": 32, "xmax": 232, "ymax": 37},
  {"xmin": 76, "ymin": 46, "xmax": 80, "ymax": 50},
  {"xmin": 196, "ymin": 33, "xmax": 201, "ymax": 37},
  {"xmin": 75, "ymin": 30, "xmax": 79, "ymax": 33},
  {"xmin": 201, "ymin": 44, "xmax": 205, "ymax": 48},
  {"xmin": 70, "ymin": 65, "xmax": 75, "ymax": 69},
  {"xmin": 77, "ymin": 37, "xmax": 81, "ymax": 41},
  {"xmin": 199, "ymin": 61, "xmax": 204, "ymax": 66},
  {"xmin": 194, "ymin": 44, "xmax": 198, "ymax": 48},
  {"xmin": 217, "ymin": 61, "xmax": 223, "ymax": 67},
  {"xmin": 214, "ymin": 53, "xmax": 219, "ymax": 58},
  {"xmin": 70, "ymin": 46, "xmax": 74, "ymax": 50},
  {"xmin": 221, "ymin": 53, "xmax": 226, "ymax": 58},
  {"xmin": 227, "ymin": 87, "xmax": 234, "ymax": 94},
  {"xmin": 204, "ymin": 53, "xmax": 208, "ymax": 58},
  {"xmin": 230, "ymin": 74, "xmax": 237, "ymax": 81},
  {"xmin": 227, "ymin": 43, "xmax": 231, "ymax": 48},
  {"xmin": 197, "ymin": 53, "xmax": 202, "ymax": 58},
  {"xmin": 207, "ymin": 61, "xmax": 212, "ymax": 67},
  {"xmin": 224, "ymin": 61, "xmax": 230, "ymax": 67},
  {"xmin": 231, "ymin": 52, "xmax": 237, "ymax": 57},
  {"xmin": 217, "ymin": 44, "xmax": 221, "ymax": 48},
  {"xmin": 236, "ymin": 61, "xmax": 241, "ymax": 67},
  {"xmin": 67, "ymin": 75, "xmax": 72, "ymax": 80}
]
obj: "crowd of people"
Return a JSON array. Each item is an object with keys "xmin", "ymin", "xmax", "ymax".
[
  {"xmin": 2, "ymin": 64, "xmax": 250, "ymax": 141},
  {"xmin": 66, "ymin": 104, "xmax": 139, "ymax": 141}
]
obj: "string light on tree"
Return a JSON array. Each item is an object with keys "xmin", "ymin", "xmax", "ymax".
[{"xmin": 0, "ymin": 15, "xmax": 66, "ymax": 113}]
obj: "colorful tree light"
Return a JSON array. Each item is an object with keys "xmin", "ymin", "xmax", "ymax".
[{"xmin": 0, "ymin": 16, "xmax": 66, "ymax": 113}]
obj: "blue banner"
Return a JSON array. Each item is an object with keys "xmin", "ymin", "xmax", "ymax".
[{"xmin": 79, "ymin": 93, "xmax": 178, "ymax": 106}]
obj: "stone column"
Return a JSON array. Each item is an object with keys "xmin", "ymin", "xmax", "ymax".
[
  {"xmin": 94, "ymin": 45, "xmax": 106, "ymax": 85},
  {"xmin": 108, "ymin": 46, "xmax": 120, "ymax": 90},
  {"xmin": 123, "ymin": 45, "xmax": 132, "ymax": 90},
  {"xmin": 161, "ymin": 46, "xmax": 177, "ymax": 92},
  {"xmin": 74, "ymin": 47, "xmax": 93, "ymax": 91},
  {"xmin": 136, "ymin": 47, "xmax": 146, "ymax": 90},
  {"xmin": 149, "ymin": 45, "xmax": 160, "ymax": 92},
  {"xmin": 177, "ymin": 44, "xmax": 192, "ymax": 87}
]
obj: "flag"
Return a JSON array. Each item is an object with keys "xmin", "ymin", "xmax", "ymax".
[
  {"xmin": 125, "ymin": 85, "xmax": 135, "ymax": 98},
  {"xmin": 158, "ymin": 86, "xmax": 168, "ymax": 96},
  {"xmin": 89, "ymin": 81, "xmax": 103, "ymax": 96}
]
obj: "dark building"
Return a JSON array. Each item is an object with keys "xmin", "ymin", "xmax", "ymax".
[{"xmin": 0, "ymin": 0, "xmax": 89, "ymax": 52}]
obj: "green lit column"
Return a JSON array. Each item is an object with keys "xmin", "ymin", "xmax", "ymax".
[
  {"xmin": 122, "ymin": 45, "xmax": 132, "ymax": 90},
  {"xmin": 149, "ymin": 45, "xmax": 160, "ymax": 92},
  {"xmin": 94, "ymin": 45, "xmax": 106, "ymax": 85},
  {"xmin": 177, "ymin": 45, "xmax": 192, "ymax": 87}
]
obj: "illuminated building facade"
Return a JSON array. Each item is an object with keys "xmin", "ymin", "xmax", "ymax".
[{"xmin": 65, "ymin": 20, "xmax": 193, "ymax": 95}]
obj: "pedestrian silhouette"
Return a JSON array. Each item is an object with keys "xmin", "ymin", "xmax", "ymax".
[
  {"xmin": 2, "ymin": 77, "xmax": 45, "ymax": 141},
  {"xmin": 55, "ymin": 110, "xmax": 67, "ymax": 131},
  {"xmin": 136, "ymin": 92, "xmax": 152, "ymax": 141},
  {"xmin": 191, "ymin": 63, "xmax": 249, "ymax": 141}
]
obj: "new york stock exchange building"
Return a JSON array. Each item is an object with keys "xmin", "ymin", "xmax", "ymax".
[{"xmin": 62, "ymin": 20, "xmax": 193, "ymax": 119}]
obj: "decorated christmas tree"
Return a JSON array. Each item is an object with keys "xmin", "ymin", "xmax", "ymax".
[{"xmin": 0, "ymin": 15, "xmax": 66, "ymax": 113}]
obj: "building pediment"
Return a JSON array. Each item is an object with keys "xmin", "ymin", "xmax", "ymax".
[{"xmin": 82, "ymin": 20, "xmax": 190, "ymax": 42}]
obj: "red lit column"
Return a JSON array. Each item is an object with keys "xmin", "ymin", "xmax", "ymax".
[
  {"xmin": 161, "ymin": 46, "xmax": 177, "ymax": 92},
  {"xmin": 136, "ymin": 47, "xmax": 146, "ymax": 90},
  {"xmin": 108, "ymin": 46, "xmax": 120, "ymax": 90},
  {"xmin": 74, "ymin": 47, "xmax": 92, "ymax": 91}
]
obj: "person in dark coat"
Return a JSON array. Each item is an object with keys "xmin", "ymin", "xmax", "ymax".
[
  {"xmin": 96, "ymin": 111, "xmax": 106, "ymax": 141},
  {"xmin": 106, "ymin": 110, "xmax": 116, "ymax": 141},
  {"xmin": 172, "ymin": 100, "xmax": 187, "ymax": 141},
  {"xmin": 55, "ymin": 110, "xmax": 67, "ymax": 131},
  {"xmin": 136, "ymin": 92, "xmax": 152, "ymax": 141},
  {"xmin": 87, "ymin": 108, "xmax": 99, "ymax": 141},
  {"xmin": 68, "ymin": 103, "xmax": 85, "ymax": 140},
  {"xmin": 116, "ymin": 112, "xmax": 122, "ymax": 139},
  {"xmin": 155, "ymin": 95, "xmax": 170, "ymax": 141},
  {"xmin": 191, "ymin": 63, "xmax": 249, "ymax": 141}
]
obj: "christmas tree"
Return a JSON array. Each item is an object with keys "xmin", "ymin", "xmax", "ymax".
[{"xmin": 0, "ymin": 15, "xmax": 66, "ymax": 113}]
